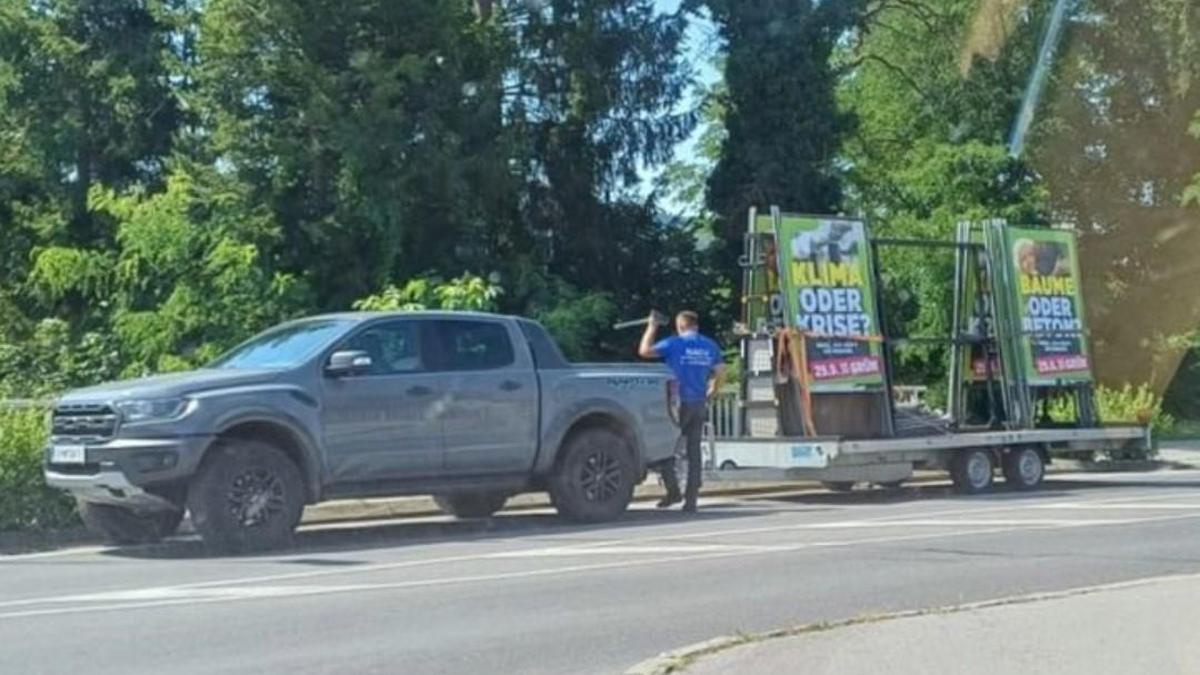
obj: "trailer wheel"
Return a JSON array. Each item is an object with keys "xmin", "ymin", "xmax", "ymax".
[
  {"xmin": 822, "ymin": 481, "xmax": 855, "ymax": 493},
  {"xmin": 1002, "ymin": 447, "xmax": 1045, "ymax": 490},
  {"xmin": 951, "ymin": 449, "xmax": 995, "ymax": 494},
  {"xmin": 876, "ymin": 480, "xmax": 905, "ymax": 490}
]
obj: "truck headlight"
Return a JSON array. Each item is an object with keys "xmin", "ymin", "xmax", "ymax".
[{"xmin": 114, "ymin": 398, "xmax": 191, "ymax": 424}]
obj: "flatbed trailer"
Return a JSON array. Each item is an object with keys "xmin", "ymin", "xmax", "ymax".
[
  {"xmin": 698, "ymin": 211, "xmax": 1152, "ymax": 494},
  {"xmin": 705, "ymin": 425, "xmax": 1151, "ymax": 493}
]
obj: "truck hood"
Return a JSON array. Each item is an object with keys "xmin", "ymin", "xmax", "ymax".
[{"xmin": 58, "ymin": 368, "xmax": 283, "ymax": 404}]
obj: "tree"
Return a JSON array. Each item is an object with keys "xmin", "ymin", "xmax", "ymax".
[
  {"xmin": 703, "ymin": 0, "xmax": 866, "ymax": 290},
  {"xmin": 503, "ymin": 0, "xmax": 696, "ymax": 324},
  {"xmin": 837, "ymin": 0, "xmax": 1048, "ymax": 390},
  {"xmin": 26, "ymin": 164, "xmax": 309, "ymax": 376},
  {"xmin": 196, "ymin": 0, "xmax": 515, "ymax": 310},
  {"xmin": 1028, "ymin": 0, "xmax": 1200, "ymax": 391},
  {"xmin": 0, "ymin": 0, "xmax": 181, "ymax": 335}
]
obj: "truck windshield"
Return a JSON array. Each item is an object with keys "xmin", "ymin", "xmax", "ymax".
[{"xmin": 209, "ymin": 319, "xmax": 353, "ymax": 369}]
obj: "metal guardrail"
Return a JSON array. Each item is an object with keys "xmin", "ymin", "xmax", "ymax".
[
  {"xmin": 708, "ymin": 392, "xmax": 741, "ymax": 439},
  {"xmin": 707, "ymin": 386, "xmax": 930, "ymax": 440},
  {"xmin": 0, "ymin": 399, "xmax": 51, "ymax": 410}
]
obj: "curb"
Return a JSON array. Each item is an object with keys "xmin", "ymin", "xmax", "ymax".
[
  {"xmin": 299, "ymin": 482, "xmax": 838, "ymax": 526},
  {"xmin": 624, "ymin": 571, "xmax": 1200, "ymax": 675},
  {"xmin": 296, "ymin": 459, "xmax": 1180, "ymax": 527}
]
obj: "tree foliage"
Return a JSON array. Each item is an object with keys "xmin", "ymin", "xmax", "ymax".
[
  {"xmin": 0, "ymin": 0, "xmax": 703, "ymax": 395},
  {"xmin": 703, "ymin": 0, "xmax": 866, "ymax": 289},
  {"xmin": 1028, "ymin": 0, "xmax": 1200, "ymax": 390}
]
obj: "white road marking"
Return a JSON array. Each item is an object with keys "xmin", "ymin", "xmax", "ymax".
[
  {"xmin": 60, "ymin": 584, "xmax": 372, "ymax": 603},
  {"xmin": 804, "ymin": 518, "xmax": 1137, "ymax": 528},
  {"xmin": 5, "ymin": 486, "xmax": 1200, "ymax": 609},
  {"xmin": 1032, "ymin": 502, "xmax": 1200, "ymax": 510},
  {"xmin": 487, "ymin": 543, "xmax": 791, "ymax": 558},
  {"xmin": 0, "ymin": 545, "xmax": 113, "ymax": 561},
  {"xmin": 4, "ymin": 511, "xmax": 1200, "ymax": 621}
]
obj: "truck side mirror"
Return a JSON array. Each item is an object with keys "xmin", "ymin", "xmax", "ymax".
[{"xmin": 326, "ymin": 350, "xmax": 372, "ymax": 376}]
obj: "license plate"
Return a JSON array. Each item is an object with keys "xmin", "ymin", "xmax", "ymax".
[{"xmin": 51, "ymin": 445, "xmax": 87, "ymax": 465}]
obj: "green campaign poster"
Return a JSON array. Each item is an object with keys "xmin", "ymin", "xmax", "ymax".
[
  {"xmin": 774, "ymin": 215, "xmax": 884, "ymax": 389},
  {"xmin": 1003, "ymin": 227, "xmax": 1092, "ymax": 384}
]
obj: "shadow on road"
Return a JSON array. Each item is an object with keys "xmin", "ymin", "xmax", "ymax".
[
  {"xmin": 100, "ymin": 501, "xmax": 771, "ymax": 562},
  {"xmin": 98, "ymin": 475, "xmax": 1200, "ymax": 562}
]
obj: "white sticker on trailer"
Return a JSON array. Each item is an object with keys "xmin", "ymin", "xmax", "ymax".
[{"xmin": 790, "ymin": 444, "xmax": 828, "ymax": 468}]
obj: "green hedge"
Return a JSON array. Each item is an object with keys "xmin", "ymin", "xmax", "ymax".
[{"xmin": 0, "ymin": 408, "xmax": 78, "ymax": 532}]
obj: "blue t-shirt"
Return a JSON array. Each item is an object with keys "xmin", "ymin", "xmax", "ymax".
[{"xmin": 654, "ymin": 332, "xmax": 723, "ymax": 403}]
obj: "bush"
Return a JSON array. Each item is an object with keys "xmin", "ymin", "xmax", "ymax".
[
  {"xmin": 1097, "ymin": 383, "xmax": 1175, "ymax": 437},
  {"xmin": 0, "ymin": 408, "xmax": 78, "ymax": 532}
]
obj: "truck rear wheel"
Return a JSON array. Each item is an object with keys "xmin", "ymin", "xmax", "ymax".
[
  {"xmin": 187, "ymin": 440, "xmax": 304, "ymax": 554},
  {"xmin": 550, "ymin": 427, "xmax": 636, "ymax": 523},
  {"xmin": 78, "ymin": 502, "xmax": 182, "ymax": 545},
  {"xmin": 951, "ymin": 449, "xmax": 995, "ymax": 494},
  {"xmin": 434, "ymin": 492, "xmax": 509, "ymax": 519},
  {"xmin": 1002, "ymin": 447, "xmax": 1045, "ymax": 490}
]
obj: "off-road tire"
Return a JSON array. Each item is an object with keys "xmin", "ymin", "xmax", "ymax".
[
  {"xmin": 187, "ymin": 440, "xmax": 304, "ymax": 554},
  {"xmin": 550, "ymin": 427, "xmax": 637, "ymax": 523}
]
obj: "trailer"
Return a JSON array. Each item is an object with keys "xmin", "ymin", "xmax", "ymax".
[
  {"xmin": 706, "ymin": 425, "xmax": 1150, "ymax": 493},
  {"xmin": 694, "ymin": 210, "xmax": 1151, "ymax": 494}
]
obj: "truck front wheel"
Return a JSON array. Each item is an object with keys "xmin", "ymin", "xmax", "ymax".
[
  {"xmin": 550, "ymin": 428, "xmax": 637, "ymax": 523},
  {"xmin": 434, "ymin": 492, "xmax": 509, "ymax": 519},
  {"xmin": 78, "ymin": 502, "xmax": 182, "ymax": 545},
  {"xmin": 187, "ymin": 440, "xmax": 305, "ymax": 554}
]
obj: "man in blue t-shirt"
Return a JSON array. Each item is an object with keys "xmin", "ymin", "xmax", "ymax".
[{"xmin": 639, "ymin": 310, "xmax": 724, "ymax": 512}]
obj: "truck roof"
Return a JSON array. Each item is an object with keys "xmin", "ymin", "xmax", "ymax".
[{"xmin": 299, "ymin": 310, "xmax": 520, "ymax": 323}]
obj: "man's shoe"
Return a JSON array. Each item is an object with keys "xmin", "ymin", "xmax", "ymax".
[
  {"xmin": 682, "ymin": 502, "xmax": 698, "ymax": 513},
  {"xmin": 657, "ymin": 493, "xmax": 682, "ymax": 509}
]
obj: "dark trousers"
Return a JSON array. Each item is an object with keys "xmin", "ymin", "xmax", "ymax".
[{"xmin": 662, "ymin": 401, "xmax": 706, "ymax": 505}]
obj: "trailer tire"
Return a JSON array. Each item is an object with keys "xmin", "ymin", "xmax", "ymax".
[
  {"xmin": 822, "ymin": 481, "xmax": 855, "ymax": 493},
  {"xmin": 1002, "ymin": 447, "xmax": 1045, "ymax": 490},
  {"xmin": 550, "ymin": 427, "xmax": 637, "ymax": 523},
  {"xmin": 951, "ymin": 449, "xmax": 995, "ymax": 494},
  {"xmin": 876, "ymin": 480, "xmax": 905, "ymax": 490}
]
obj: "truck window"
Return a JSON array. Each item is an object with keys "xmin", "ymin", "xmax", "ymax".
[
  {"xmin": 210, "ymin": 318, "xmax": 354, "ymax": 369},
  {"xmin": 342, "ymin": 320, "xmax": 423, "ymax": 375},
  {"xmin": 427, "ymin": 320, "xmax": 514, "ymax": 372},
  {"xmin": 517, "ymin": 320, "xmax": 570, "ymax": 369}
]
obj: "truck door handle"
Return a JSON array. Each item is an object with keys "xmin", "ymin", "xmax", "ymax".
[
  {"xmin": 499, "ymin": 380, "xmax": 523, "ymax": 392},
  {"xmin": 407, "ymin": 385, "xmax": 433, "ymax": 396}
]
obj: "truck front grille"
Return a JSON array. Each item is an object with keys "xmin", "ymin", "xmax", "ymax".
[{"xmin": 51, "ymin": 403, "xmax": 118, "ymax": 440}]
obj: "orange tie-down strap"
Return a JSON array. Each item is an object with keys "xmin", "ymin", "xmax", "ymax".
[{"xmin": 775, "ymin": 329, "xmax": 886, "ymax": 438}]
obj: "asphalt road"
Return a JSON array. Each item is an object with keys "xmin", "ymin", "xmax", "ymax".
[{"xmin": 4, "ymin": 470, "xmax": 1200, "ymax": 675}]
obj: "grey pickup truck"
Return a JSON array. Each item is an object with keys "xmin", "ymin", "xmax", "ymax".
[{"xmin": 44, "ymin": 312, "xmax": 677, "ymax": 552}]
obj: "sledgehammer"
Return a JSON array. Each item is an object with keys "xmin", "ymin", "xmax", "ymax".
[{"xmin": 612, "ymin": 310, "xmax": 669, "ymax": 330}]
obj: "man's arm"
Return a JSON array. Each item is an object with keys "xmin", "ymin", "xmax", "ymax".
[
  {"xmin": 638, "ymin": 312, "xmax": 661, "ymax": 359},
  {"xmin": 707, "ymin": 363, "xmax": 727, "ymax": 400}
]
